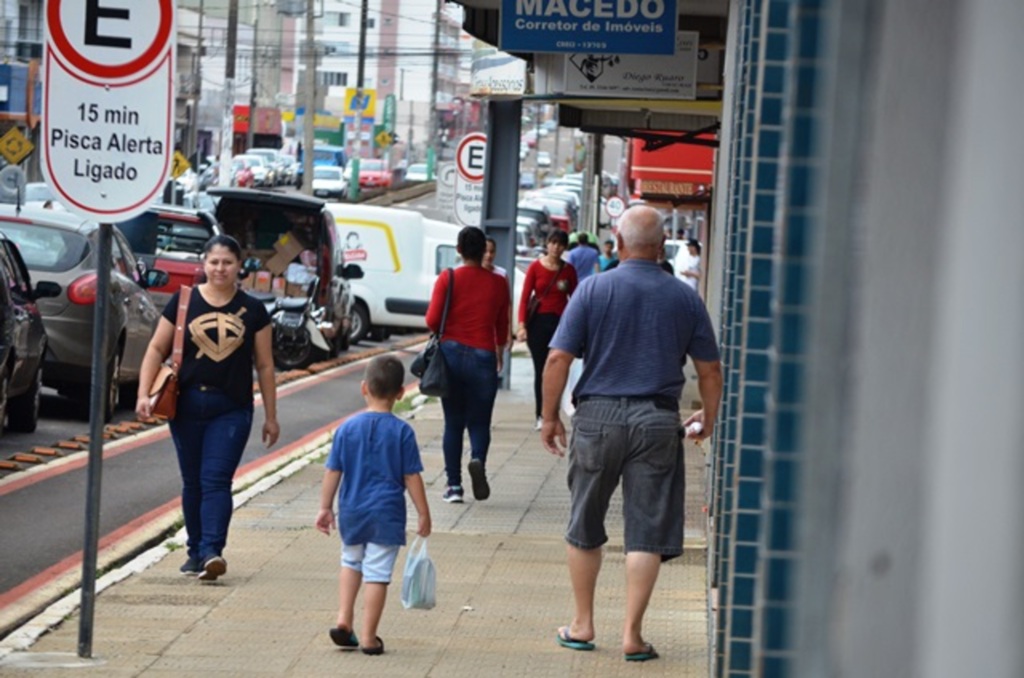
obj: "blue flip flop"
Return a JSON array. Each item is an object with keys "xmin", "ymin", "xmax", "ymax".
[
  {"xmin": 625, "ymin": 643, "xmax": 659, "ymax": 662},
  {"xmin": 556, "ymin": 626, "xmax": 595, "ymax": 651}
]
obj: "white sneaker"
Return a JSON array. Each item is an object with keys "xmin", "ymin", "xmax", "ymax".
[{"xmin": 533, "ymin": 417, "xmax": 543, "ymax": 431}]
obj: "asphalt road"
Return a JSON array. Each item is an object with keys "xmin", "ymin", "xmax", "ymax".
[{"xmin": 0, "ymin": 340, "xmax": 420, "ymax": 604}]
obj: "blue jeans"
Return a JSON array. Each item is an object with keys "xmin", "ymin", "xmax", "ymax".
[
  {"xmin": 439, "ymin": 340, "xmax": 499, "ymax": 487},
  {"xmin": 169, "ymin": 386, "xmax": 254, "ymax": 561}
]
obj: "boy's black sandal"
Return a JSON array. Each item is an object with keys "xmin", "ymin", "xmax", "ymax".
[
  {"xmin": 361, "ymin": 636, "xmax": 385, "ymax": 655},
  {"xmin": 329, "ymin": 625, "xmax": 359, "ymax": 649}
]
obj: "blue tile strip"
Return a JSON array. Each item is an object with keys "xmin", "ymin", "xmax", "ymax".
[{"xmin": 754, "ymin": 1, "xmax": 829, "ymax": 674}]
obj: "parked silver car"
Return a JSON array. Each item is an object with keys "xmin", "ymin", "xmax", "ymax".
[{"xmin": 0, "ymin": 206, "xmax": 168, "ymax": 420}]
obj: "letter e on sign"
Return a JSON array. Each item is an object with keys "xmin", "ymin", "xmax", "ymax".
[
  {"xmin": 42, "ymin": 0, "xmax": 176, "ymax": 222},
  {"xmin": 456, "ymin": 132, "xmax": 487, "ymax": 183}
]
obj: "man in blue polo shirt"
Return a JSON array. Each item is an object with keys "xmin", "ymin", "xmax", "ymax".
[
  {"xmin": 566, "ymin": 232, "xmax": 600, "ymax": 281},
  {"xmin": 540, "ymin": 205, "xmax": 722, "ymax": 662}
]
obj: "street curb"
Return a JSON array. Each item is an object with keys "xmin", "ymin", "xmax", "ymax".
[{"xmin": 0, "ymin": 433, "xmax": 336, "ymax": 658}]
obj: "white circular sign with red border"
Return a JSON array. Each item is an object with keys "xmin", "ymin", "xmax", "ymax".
[
  {"xmin": 606, "ymin": 196, "xmax": 626, "ymax": 219},
  {"xmin": 456, "ymin": 132, "xmax": 487, "ymax": 183},
  {"xmin": 42, "ymin": 0, "xmax": 176, "ymax": 222}
]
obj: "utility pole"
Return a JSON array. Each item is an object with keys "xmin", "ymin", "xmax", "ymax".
[
  {"xmin": 428, "ymin": 0, "xmax": 441, "ymax": 173},
  {"xmin": 218, "ymin": 0, "xmax": 240, "ymax": 186},
  {"xmin": 187, "ymin": 0, "xmax": 206, "ymax": 167},
  {"xmin": 246, "ymin": 5, "xmax": 259, "ymax": 151},
  {"xmin": 348, "ymin": 0, "xmax": 370, "ymax": 200},
  {"xmin": 301, "ymin": 0, "xmax": 317, "ymax": 195}
]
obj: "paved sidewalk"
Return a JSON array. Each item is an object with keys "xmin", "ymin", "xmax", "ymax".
[{"xmin": 0, "ymin": 357, "xmax": 709, "ymax": 677}]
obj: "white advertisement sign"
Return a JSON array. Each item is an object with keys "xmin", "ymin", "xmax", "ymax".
[
  {"xmin": 562, "ymin": 31, "xmax": 699, "ymax": 99},
  {"xmin": 470, "ymin": 41, "xmax": 526, "ymax": 98},
  {"xmin": 43, "ymin": 0, "xmax": 176, "ymax": 222}
]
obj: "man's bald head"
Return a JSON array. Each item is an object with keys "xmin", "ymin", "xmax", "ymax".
[{"xmin": 616, "ymin": 205, "xmax": 665, "ymax": 261}]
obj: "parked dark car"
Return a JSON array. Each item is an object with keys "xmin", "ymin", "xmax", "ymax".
[
  {"xmin": 117, "ymin": 205, "xmax": 220, "ymax": 311},
  {"xmin": 207, "ymin": 188, "xmax": 363, "ymax": 356},
  {"xmin": 0, "ymin": 206, "xmax": 169, "ymax": 420},
  {"xmin": 0, "ymin": 234, "xmax": 61, "ymax": 433},
  {"xmin": 518, "ymin": 201, "xmax": 555, "ymax": 239}
]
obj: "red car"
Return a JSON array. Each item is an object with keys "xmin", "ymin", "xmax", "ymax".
[
  {"xmin": 347, "ymin": 158, "xmax": 392, "ymax": 189},
  {"xmin": 117, "ymin": 206, "xmax": 220, "ymax": 311}
]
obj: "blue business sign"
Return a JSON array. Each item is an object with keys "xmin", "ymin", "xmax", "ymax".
[{"xmin": 500, "ymin": 0, "xmax": 677, "ymax": 55}]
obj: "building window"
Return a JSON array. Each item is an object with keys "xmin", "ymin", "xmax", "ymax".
[
  {"xmin": 319, "ymin": 71, "xmax": 348, "ymax": 87},
  {"xmin": 367, "ymin": 18, "xmax": 376, "ymax": 29},
  {"xmin": 324, "ymin": 11, "xmax": 351, "ymax": 27},
  {"xmin": 321, "ymin": 41, "xmax": 352, "ymax": 56}
]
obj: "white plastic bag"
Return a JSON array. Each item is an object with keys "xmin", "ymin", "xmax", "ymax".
[
  {"xmin": 560, "ymin": 358, "xmax": 584, "ymax": 417},
  {"xmin": 401, "ymin": 537, "xmax": 436, "ymax": 610}
]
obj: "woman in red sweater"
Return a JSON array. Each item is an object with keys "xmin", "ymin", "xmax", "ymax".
[
  {"xmin": 515, "ymin": 230, "xmax": 578, "ymax": 428},
  {"xmin": 425, "ymin": 227, "xmax": 510, "ymax": 504}
]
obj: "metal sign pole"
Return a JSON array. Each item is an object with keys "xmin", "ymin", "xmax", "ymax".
[{"xmin": 78, "ymin": 223, "xmax": 112, "ymax": 658}]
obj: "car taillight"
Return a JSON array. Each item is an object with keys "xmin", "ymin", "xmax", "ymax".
[{"xmin": 67, "ymin": 273, "xmax": 98, "ymax": 305}]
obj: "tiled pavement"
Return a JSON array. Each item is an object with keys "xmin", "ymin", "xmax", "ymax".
[{"xmin": 0, "ymin": 357, "xmax": 709, "ymax": 677}]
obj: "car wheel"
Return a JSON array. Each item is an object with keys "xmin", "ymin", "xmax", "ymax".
[
  {"xmin": 0, "ymin": 362, "xmax": 9, "ymax": 437},
  {"xmin": 7, "ymin": 362, "xmax": 41, "ymax": 433},
  {"xmin": 104, "ymin": 352, "xmax": 121, "ymax": 422},
  {"xmin": 349, "ymin": 303, "xmax": 370, "ymax": 345},
  {"xmin": 335, "ymin": 325, "xmax": 350, "ymax": 353}
]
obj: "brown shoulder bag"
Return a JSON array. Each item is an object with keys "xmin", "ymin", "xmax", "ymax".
[{"xmin": 149, "ymin": 286, "xmax": 192, "ymax": 420}]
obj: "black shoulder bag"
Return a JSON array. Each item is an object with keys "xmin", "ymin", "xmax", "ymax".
[{"xmin": 411, "ymin": 268, "xmax": 453, "ymax": 397}]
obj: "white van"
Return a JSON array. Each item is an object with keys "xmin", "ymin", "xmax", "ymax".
[{"xmin": 325, "ymin": 203, "xmax": 462, "ymax": 343}]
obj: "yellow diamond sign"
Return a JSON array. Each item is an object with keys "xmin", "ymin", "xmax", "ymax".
[
  {"xmin": 0, "ymin": 127, "xmax": 34, "ymax": 166},
  {"xmin": 375, "ymin": 130, "xmax": 393, "ymax": 148},
  {"xmin": 171, "ymin": 150, "xmax": 191, "ymax": 179}
]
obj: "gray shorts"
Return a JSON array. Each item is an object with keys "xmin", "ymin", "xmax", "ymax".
[{"xmin": 565, "ymin": 398, "xmax": 685, "ymax": 558}]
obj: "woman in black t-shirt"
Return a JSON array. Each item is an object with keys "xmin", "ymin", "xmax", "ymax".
[{"xmin": 137, "ymin": 235, "xmax": 278, "ymax": 582}]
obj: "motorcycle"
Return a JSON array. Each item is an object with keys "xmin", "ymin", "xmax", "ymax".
[{"xmin": 246, "ymin": 271, "xmax": 333, "ymax": 370}]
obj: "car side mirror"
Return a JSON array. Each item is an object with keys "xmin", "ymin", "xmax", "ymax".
[
  {"xmin": 32, "ymin": 280, "xmax": 62, "ymax": 300},
  {"xmin": 337, "ymin": 263, "xmax": 363, "ymax": 280},
  {"xmin": 143, "ymin": 269, "xmax": 170, "ymax": 289}
]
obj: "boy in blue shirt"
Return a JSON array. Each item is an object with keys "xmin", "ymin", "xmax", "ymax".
[{"xmin": 315, "ymin": 355, "xmax": 432, "ymax": 656}]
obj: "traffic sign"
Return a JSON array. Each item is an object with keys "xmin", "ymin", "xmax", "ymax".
[
  {"xmin": 456, "ymin": 132, "xmax": 487, "ymax": 183},
  {"xmin": 171, "ymin": 150, "xmax": 191, "ymax": 179},
  {"xmin": 0, "ymin": 127, "xmax": 34, "ymax": 165},
  {"xmin": 42, "ymin": 0, "xmax": 176, "ymax": 222},
  {"xmin": 374, "ymin": 129, "xmax": 394, "ymax": 148},
  {"xmin": 606, "ymin": 196, "xmax": 626, "ymax": 218}
]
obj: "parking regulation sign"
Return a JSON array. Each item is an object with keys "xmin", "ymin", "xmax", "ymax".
[
  {"xmin": 456, "ymin": 132, "xmax": 487, "ymax": 183},
  {"xmin": 43, "ymin": 0, "xmax": 176, "ymax": 221}
]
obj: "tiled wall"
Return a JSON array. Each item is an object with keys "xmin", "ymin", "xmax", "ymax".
[
  {"xmin": 711, "ymin": 1, "xmax": 826, "ymax": 676},
  {"xmin": 711, "ymin": 0, "xmax": 756, "ymax": 672},
  {"xmin": 756, "ymin": 1, "xmax": 826, "ymax": 675}
]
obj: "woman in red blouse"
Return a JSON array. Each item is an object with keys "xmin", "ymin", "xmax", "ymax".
[
  {"xmin": 425, "ymin": 227, "xmax": 510, "ymax": 504},
  {"xmin": 515, "ymin": 231, "xmax": 578, "ymax": 428}
]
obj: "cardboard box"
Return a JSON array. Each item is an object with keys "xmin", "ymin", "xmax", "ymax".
[
  {"xmin": 273, "ymin": 231, "xmax": 306, "ymax": 260},
  {"xmin": 271, "ymin": 276, "xmax": 286, "ymax": 298},
  {"xmin": 263, "ymin": 251, "xmax": 292, "ymax": 276},
  {"xmin": 240, "ymin": 274, "xmax": 254, "ymax": 290},
  {"xmin": 254, "ymin": 271, "xmax": 273, "ymax": 292}
]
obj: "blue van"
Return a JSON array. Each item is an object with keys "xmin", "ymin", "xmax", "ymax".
[{"xmin": 295, "ymin": 145, "xmax": 347, "ymax": 187}]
